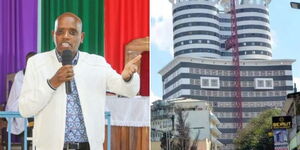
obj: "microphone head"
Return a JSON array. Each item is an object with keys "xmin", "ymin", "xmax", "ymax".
[{"xmin": 62, "ymin": 50, "xmax": 73, "ymax": 65}]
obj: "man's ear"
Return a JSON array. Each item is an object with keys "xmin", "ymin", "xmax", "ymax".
[
  {"xmin": 81, "ymin": 32, "xmax": 85, "ymax": 43},
  {"xmin": 52, "ymin": 31, "xmax": 55, "ymax": 38}
]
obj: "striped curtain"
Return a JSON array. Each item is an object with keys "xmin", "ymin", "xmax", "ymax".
[
  {"xmin": 40, "ymin": 0, "xmax": 104, "ymax": 56},
  {"xmin": 41, "ymin": 0, "xmax": 149, "ymax": 95},
  {"xmin": 0, "ymin": 0, "xmax": 38, "ymax": 103},
  {"xmin": 0, "ymin": 0, "xmax": 149, "ymax": 102},
  {"xmin": 105, "ymin": 0, "xmax": 149, "ymax": 95}
]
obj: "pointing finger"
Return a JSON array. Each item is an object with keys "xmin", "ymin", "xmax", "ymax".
[{"xmin": 129, "ymin": 55, "xmax": 142, "ymax": 64}]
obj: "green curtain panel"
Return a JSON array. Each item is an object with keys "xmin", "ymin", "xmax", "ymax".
[{"xmin": 41, "ymin": 0, "xmax": 104, "ymax": 56}]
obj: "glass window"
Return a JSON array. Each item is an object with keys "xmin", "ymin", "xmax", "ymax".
[
  {"xmin": 266, "ymin": 80, "xmax": 273, "ymax": 87},
  {"xmin": 258, "ymin": 80, "xmax": 264, "ymax": 87},
  {"xmin": 211, "ymin": 79, "xmax": 219, "ymax": 87},
  {"xmin": 202, "ymin": 79, "xmax": 209, "ymax": 86}
]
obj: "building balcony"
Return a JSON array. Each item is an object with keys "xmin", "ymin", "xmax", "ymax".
[
  {"xmin": 210, "ymin": 112, "xmax": 221, "ymax": 125},
  {"xmin": 151, "ymin": 113, "xmax": 174, "ymax": 120},
  {"xmin": 211, "ymin": 136, "xmax": 224, "ymax": 147},
  {"xmin": 210, "ymin": 125, "xmax": 222, "ymax": 137}
]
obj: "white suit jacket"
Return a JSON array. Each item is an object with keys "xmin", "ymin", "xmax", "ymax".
[
  {"xmin": 5, "ymin": 70, "xmax": 25, "ymax": 135},
  {"xmin": 19, "ymin": 50, "xmax": 140, "ymax": 150}
]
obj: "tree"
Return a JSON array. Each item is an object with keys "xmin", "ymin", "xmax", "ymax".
[
  {"xmin": 233, "ymin": 108, "xmax": 280, "ymax": 150},
  {"xmin": 173, "ymin": 106, "xmax": 191, "ymax": 150},
  {"xmin": 162, "ymin": 106, "xmax": 200, "ymax": 150},
  {"xmin": 190, "ymin": 130, "xmax": 200, "ymax": 150},
  {"xmin": 160, "ymin": 132, "xmax": 167, "ymax": 150}
]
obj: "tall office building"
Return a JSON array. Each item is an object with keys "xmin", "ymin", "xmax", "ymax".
[{"xmin": 159, "ymin": 0, "xmax": 295, "ymax": 149}]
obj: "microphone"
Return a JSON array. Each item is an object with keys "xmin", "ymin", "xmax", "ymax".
[{"xmin": 62, "ymin": 50, "xmax": 73, "ymax": 94}]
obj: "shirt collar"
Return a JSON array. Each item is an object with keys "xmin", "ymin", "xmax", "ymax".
[{"xmin": 55, "ymin": 50, "xmax": 79, "ymax": 65}]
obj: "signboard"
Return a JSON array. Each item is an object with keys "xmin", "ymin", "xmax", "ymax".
[
  {"xmin": 273, "ymin": 129, "xmax": 288, "ymax": 150},
  {"xmin": 272, "ymin": 116, "xmax": 292, "ymax": 129}
]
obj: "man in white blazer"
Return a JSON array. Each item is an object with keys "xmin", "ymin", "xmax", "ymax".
[{"xmin": 19, "ymin": 12, "xmax": 140, "ymax": 150}]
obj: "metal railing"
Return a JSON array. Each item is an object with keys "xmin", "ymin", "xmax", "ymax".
[
  {"xmin": 105, "ymin": 111, "xmax": 111, "ymax": 150},
  {"xmin": 0, "ymin": 111, "xmax": 111, "ymax": 150},
  {"xmin": 0, "ymin": 111, "xmax": 27, "ymax": 150}
]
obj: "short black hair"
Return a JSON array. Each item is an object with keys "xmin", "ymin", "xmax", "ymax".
[{"xmin": 26, "ymin": 52, "xmax": 37, "ymax": 58}]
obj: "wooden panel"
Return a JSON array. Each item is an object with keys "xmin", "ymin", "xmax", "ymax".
[
  {"xmin": 129, "ymin": 127, "xmax": 137, "ymax": 150},
  {"xmin": 111, "ymin": 126, "xmax": 121, "ymax": 150},
  {"xmin": 135, "ymin": 127, "xmax": 142, "ymax": 150},
  {"xmin": 141, "ymin": 127, "xmax": 149, "ymax": 150},
  {"xmin": 104, "ymin": 126, "xmax": 149, "ymax": 150},
  {"xmin": 120, "ymin": 127, "xmax": 129, "ymax": 150}
]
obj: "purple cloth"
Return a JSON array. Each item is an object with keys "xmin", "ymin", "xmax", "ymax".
[{"xmin": 0, "ymin": 0, "xmax": 38, "ymax": 104}]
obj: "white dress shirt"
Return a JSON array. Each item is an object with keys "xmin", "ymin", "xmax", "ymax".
[{"xmin": 5, "ymin": 70, "xmax": 25, "ymax": 135}]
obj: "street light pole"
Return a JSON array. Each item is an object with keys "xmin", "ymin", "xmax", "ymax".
[{"xmin": 166, "ymin": 132, "xmax": 168, "ymax": 150}]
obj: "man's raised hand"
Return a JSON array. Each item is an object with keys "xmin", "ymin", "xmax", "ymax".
[{"xmin": 121, "ymin": 55, "xmax": 142, "ymax": 81}]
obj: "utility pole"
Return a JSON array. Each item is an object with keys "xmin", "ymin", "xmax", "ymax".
[{"xmin": 166, "ymin": 131, "xmax": 169, "ymax": 150}]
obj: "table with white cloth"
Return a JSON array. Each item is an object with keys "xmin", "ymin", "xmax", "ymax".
[{"xmin": 103, "ymin": 96, "xmax": 149, "ymax": 150}]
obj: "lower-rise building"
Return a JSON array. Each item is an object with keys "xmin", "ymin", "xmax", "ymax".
[
  {"xmin": 159, "ymin": 56, "xmax": 295, "ymax": 149},
  {"xmin": 151, "ymin": 98, "xmax": 223, "ymax": 150},
  {"xmin": 282, "ymin": 92, "xmax": 300, "ymax": 150}
]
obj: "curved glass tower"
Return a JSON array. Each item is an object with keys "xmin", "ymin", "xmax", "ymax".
[
  {"xmin": 158, "ymin": 0, "xmax": 295, "ymax": 150},
  {"xmin": 171, "ymin": 0, "xmax": 272, "ymax": 60}
]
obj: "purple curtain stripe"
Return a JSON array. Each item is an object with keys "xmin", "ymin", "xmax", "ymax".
[{"xmin": 0, "ymin": 0, "xmax": 38, "ymax": 104}]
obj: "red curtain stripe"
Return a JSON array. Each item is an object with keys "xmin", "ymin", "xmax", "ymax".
[
  {"xmin": 140, "ymin": 51, "xmax": 149, "ymax": 96},
  {"xmin": 104, "ymin": 0, "xmax": 149, "ymax": 96}
]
